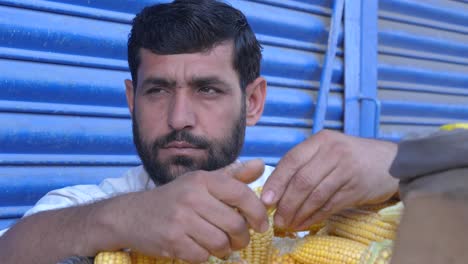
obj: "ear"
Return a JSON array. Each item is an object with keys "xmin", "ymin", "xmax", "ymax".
[
  {"xmin": 245, "ymin": 76, "xmax": 267, "ymax": 126},
  {"xmin": 124, "ymin": 79, "xmax": 135, "ymax": 115}
]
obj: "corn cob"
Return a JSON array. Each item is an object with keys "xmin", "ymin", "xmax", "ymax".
[
  {"xmin": 94, "ymin": 190, "xmax": 401, "ymax": 264},
  {"xmin": 359, "ymin": 240, "xmax": 393, "ymax": 264},
  {"xmin": 270, "ymin": 248, "xmax": 297, "ymax": 264},
  {"xmin": 440, "ymin": 122, "xmax": 468, "ymax": 131},
  {"xmin": 290, "ymin": 235, "xmax": 368, "ymax": 264},
  {"xmin": 129, "ymin": 251, "xmax": 159, "ymax": 264},
  {"xmin": 357, "ymin": 199, "xmax": 399, "ymax": 212},
  {"xmin": 238, "ymin": 187, "xmax": 274, "ymax": 264},
  {"xmin": 377, "ymin": 201, "xmax": 404, "ymax": 225},
  {"xmin": 203, "ymin": 256, "xmax": 240, "ymax": 264},
  {"xmin": 326, "ymin": 202, "xmax": 403, "ymax": 245},
  {"xmin": 94, "ymin": 251, "xmax": 131, "ymax": 264},
  {"xmin": 274, "ymin": 221, "xmax": 325, "ymax": 238}
]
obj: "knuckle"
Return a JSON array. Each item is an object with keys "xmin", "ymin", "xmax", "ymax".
[
  {"xmin": 310, "ymin": 189, "xmax": 328, "ymax": 206},
  {"xmin": 180, "ymin": 190, "xmax": 198, "ymax": 205},
  {"xmin": 317, "ymin": 129, "xmax": 332, "ymax": 141},
  {"xmin": 282, "ymin": 150, "xmax": 299, "ymax": 165},
  {"xmin": 329, "ymin": 141, "xmax": 346, "ymax": 156},
  {"xmin": 292, "ymin": 172, "xmax": 315, "ymax": 190},
  {"xmin": 277, "ymin": 201, "xmax": 294, "ymax": 216},
  {"xmin": 168, "ymin": 208, "xmax": 186, "ymax": 226},
  {"xmin": 222, "ymin": 162, "xmax": 241, "ymax": 177}
]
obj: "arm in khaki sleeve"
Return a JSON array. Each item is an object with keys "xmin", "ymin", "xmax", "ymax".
[
  {"xmin": 389, "ymin": 129, "xmax": 468, "ymax": 199},
  {"xmin": 389, "ymin": 129, "xmax": 468, "ymax": 264}
]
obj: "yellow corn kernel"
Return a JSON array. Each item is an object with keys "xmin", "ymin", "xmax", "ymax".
[
  {"xmin": 359, "ymin": 240, "xmax": 393, "ymax": 264},
  {"xmin": 94, "ymin": 251, "xmax": 131, "ymax": 264},
  {"xmin": 290, "ymin": 235, "xmax": 368, "ymax": 264},
  {"xmin": 203, "ymin": 254, "xmax": 245, "ymax": 264},
  {"xmin": 377, "ymin": 201, "xmax": 404, "ymax": 225},
  {"xmin": 270, "ymin": 248, "xmax": 298, "ymax": 264},
  {"xmin": 327, "ymin": 204, "xmax": 400, "ymax": 245},
  {"xmin": 153, "ymin": 260, "xmax": 172, "ymax": 264},
  {"xmin": 129, "ymin": 251, "xmax": 159, "ymax": 264},
  {"xmin": 238, "ymin": 187, "xmax": 274, "ymax": 264},
  {"xmin": 327, "ymin": 215, "xmax": 396, "ymax": 245},
  {"xmin": 172, "ymin": 260, "xmax": 189, "ymax": 264},
  {"xmin": 439, "ymin": 123, "xmax": 468, "ymax": 131}
]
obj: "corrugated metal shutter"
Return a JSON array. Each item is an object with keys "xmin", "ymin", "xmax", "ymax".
[
  {"xmin": 0, "ymin": 0, "xmax": 342, "ymax": 230},
  {"xmin": 377, "ymin": 0, "xmax": 468, "ymax": 141}
]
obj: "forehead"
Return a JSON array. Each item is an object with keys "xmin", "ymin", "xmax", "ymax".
[{"xmin": 136, "ymin": 42, "xmax": 239, "ymax": 86}]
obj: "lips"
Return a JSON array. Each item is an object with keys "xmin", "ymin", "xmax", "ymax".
[{"xmin": 163, "ymin": 141, "xmax": 200, "ymax": 149}]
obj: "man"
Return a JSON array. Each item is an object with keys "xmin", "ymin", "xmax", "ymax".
[{"xmin": 0, "ymin": 1, "xmax": 399, "ymax": 263}]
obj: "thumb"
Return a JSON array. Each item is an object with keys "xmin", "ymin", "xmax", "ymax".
[{"xmin": 221, "ymin": 159, "xmax": 265, "ymax": 184}]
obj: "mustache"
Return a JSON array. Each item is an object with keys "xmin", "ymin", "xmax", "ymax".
[{"xmin": 152, "ymin": 130, "xmax": 210, "ymax": 150}]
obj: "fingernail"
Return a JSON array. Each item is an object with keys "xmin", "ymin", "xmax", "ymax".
[
  {"xmin": 275, "ymin": 215, "xmax": 285, "ymax": 228},
  {"xmin": 261, "ymin": 190, "xmax": 275, "ymax": 204}
]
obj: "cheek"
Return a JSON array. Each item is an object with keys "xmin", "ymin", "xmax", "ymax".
[
  {"xmin": 134, "ymin": 98, "xmax": 168, "ymax": 141},
  {"xmin": 199, "ymin": 99, "xmax": 242, "ymax": 136}
]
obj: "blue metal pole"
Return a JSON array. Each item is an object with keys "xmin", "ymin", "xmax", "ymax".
[
  {"xmin": 344, "ymin": 0, "xmax": 379, "ymax": 138},
  {"xmin": 312, "ymin": 0, "xmax": 345, "ymax": 134}
]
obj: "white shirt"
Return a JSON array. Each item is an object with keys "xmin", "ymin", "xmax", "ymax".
[{"xmin": 0, "ymin": 164, "xmax": 275, "ymax": 236}]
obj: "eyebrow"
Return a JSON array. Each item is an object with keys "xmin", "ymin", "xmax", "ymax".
[
  {"xmin": 139, "ymin": 76, "xmax": 232, "ymax": 91},
  {"xmin": 189, "ymin": 76, "xmax": 231, "ymax": 89},
  {"xmin": 140, "ymin": 77, "xmax": 177, "ymax": 90}
]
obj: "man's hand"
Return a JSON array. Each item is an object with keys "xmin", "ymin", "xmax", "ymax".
[
  {"xmin": 260, "ymin": 130, "xmax": 399, "ymax": 231},
  {"xmin": 100, "ymin": 159, "xmax": 268, "ymax": 263}
]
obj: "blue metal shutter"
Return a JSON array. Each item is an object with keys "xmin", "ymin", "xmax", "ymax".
[
  {"xmin": 377, "ymin": 0, "xmax": 468, "ymax": 141},
  {"xmin": 0, "ymin": 1, "xmax": 342, "ymax": 230}
]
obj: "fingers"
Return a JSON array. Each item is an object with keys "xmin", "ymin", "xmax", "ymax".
[
  {"xmin": 273, "ymin": 151, "xmax": 337, "ymax": 228},
  {"xmin": 295, "ymin": 187, "xmax": 351, "ymax": 231},
  {"xmin": 207, "ymin": 176, "xmax": 268, "ymax": 233},
  {"xmin": 261, "ymin": 139, "xmax": 320, "ymax": 207},
  {"xmin": 223, "ymin": 159, "xmax": 265, "ymax": 184},
  {"xmin": 289, "ymin": 168, "xmax": 350, "ymax": 229},
  {"xmin": 188, "ymin": 213, "xmax": 234, "ymax": 259},
  {"xmin": 173, "ymin": 236, "xmax": 211, "ymax": 263},
  {"xmin": 194, "ymin": 194, "xmax": 250, "ymax": 251}
]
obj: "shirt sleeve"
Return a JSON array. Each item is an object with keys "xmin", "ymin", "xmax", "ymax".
[
  {"xmin": 390, "ymin": 129, "xmax": 468, "ymax": 181},
  {"xmin": 389, "ymin": 129, "xmax": 468, "ymax": 198}
]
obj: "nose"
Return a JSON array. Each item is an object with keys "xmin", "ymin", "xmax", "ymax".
[{"xmin": 168, "ymin": 90, "xmax": 196, "ymax": 131}]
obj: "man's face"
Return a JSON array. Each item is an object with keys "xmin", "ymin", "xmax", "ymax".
[{"xmin": 130, "ymin": 43, "xmax": 246, "ymax": 185}]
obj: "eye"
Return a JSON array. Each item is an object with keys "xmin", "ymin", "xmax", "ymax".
[
  {"xmin": 146, "ymin": 87, "xmax": 167, "ymax": 95},
  {"xmin": 198, "ymin": 86, "xmax": 219, "ymax": 95}
]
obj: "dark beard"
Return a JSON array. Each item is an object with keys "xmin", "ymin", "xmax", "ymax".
[{"xmin": 132, "ymin": 104, "xmax": 246, "ymax": 185}]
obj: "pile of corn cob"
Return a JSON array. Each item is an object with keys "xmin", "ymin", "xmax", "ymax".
[{"xmin": 94, "ymin": 188, "xmax": 403, "ymax": 264}]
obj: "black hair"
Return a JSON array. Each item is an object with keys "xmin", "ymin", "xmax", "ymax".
[{"xmin": 127, "ymin": 0, "xmax": 262, "ymax": 90}]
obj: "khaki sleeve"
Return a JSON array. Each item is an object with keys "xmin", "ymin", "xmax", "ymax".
[{"xmin": 389, "ymin": 129, "xmax": 468, "ymax": 199}]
